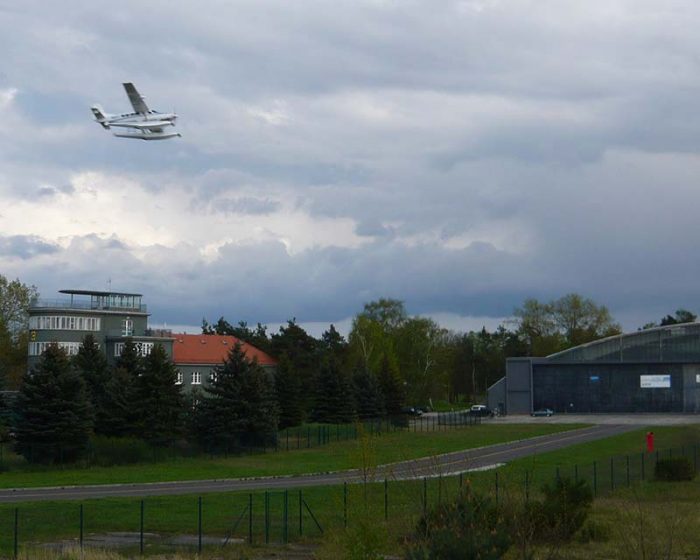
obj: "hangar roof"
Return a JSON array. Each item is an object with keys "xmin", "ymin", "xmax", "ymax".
[{"xmin": 546, "ymin": 323, "xmax": 700, "ymax": 363}]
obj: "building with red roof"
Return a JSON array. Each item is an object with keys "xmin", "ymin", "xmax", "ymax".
[{"xmin": 172, "ymin": 334, "xmax": 277, "ymax": 389}]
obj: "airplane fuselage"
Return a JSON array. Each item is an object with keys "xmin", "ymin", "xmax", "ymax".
[
  {"xmin": 92, "ymin": 83, "xmax": 181, "ymax": 140},
  {"xmin": 101, "ymin": 111, "xmax": 177, "ymax": 127}
]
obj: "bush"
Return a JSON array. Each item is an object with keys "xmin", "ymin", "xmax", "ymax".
[
  {"xmin": 343, "ymin": 518, "xmax": 388, "ymax": 560},
  {"xmin": 89, "ymin": 437, "xmax": 152, "ymax": 466},
  {"xmin": 531, "ymin": 476, "xmax": 593, "ymax": 542},
  {"xmin": 575, "ymin": 519, "xmax": 610, "ymax": 543},
  {"xmin": 404, "ymin": 488, "xmax": 511, "ymax": 560},
  {"xmin": 654, "ymin": 457, "xmax": 695, "ymax": 482}
]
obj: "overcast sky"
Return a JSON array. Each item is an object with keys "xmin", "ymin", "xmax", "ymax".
[{"xmin": 1, "ymin": 0, "xmax": 700, "ymax": 335}]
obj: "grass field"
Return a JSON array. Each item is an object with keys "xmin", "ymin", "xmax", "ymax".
[
  {"xmin": 0, "ymin": 423, "xmax": 582, "ymax": 488},
  {"xmin": 0, "ymin": 423, "xmax": 697, "ymax": 557}
]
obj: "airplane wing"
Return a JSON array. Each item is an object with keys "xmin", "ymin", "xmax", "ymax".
[{"xmin": 123, "ymin": 83, "xmax": 150, "ymax": 114}]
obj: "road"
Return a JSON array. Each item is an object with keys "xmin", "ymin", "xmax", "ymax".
[{"xmin": 0, "ymin": 424, "xmax": 635, "ymax": 503}]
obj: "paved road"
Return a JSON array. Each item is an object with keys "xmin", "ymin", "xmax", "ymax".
[
  {"xmin": 490, "ymin": 413, "xmax": 700, "ymax": 426},
  {"xmin": 0, "ymin": 424, "xmax": 635, "ymax": 503}
]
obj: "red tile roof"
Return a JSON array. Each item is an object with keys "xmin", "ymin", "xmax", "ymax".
[{"xmin": 172, "ymin": 334, "xmax": 277, "ymax": 367}]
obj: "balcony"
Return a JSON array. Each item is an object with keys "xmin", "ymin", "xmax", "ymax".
[{"xmin": 30, "ymin": 299, "xmax": 147, "ymax": 313}]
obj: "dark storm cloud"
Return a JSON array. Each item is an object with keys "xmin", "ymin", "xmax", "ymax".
[{"xmin": 0, "ymin": 235, "xmax": 59, "ymax": 259}]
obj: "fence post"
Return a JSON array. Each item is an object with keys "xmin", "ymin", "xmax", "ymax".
[
  {"xmin": 495, "ymin": 471, "xmax": 499, "ymax": 504},
  {"xmin": 13, "ymin": 507, "xmax": 18, "ymax": 560},
  {"xmin": 299, "ymin": 490, "xmax": 303, "ymax": 536},
  {"xmin": 79, "ymin": 503, "xmax": 84, "ymax": 549},
  {"xmin": 264, "ymin": 491, "xmax": 270, "ymax": 544},
  {"xmin": 249, "ymin": 493, "xmax": 253, "ymax": 544},
  {"xmin": 140, "ymin": 500, "xmax": 144, "ymax": 556},
  {"xmin": 610, "ymin": 458, "xmax": 614, "ymax": 491},
  {"xmin": 384, "ymin": 478, "xmax": 389, "ymax": 521},
  {"xmin": 284, "ymin": 490, "xmax": 289, "ymax": 544},
  {"xmin": 593, "ymin": 461, "xmax": 597, "ymax": 497},
  {"xmin": 343, "ymin": 482, "xmax": 348, "ymax": 528},
  {"xmin": 525, "ymin": 471, "xmax": 529, "ymax": 503},
  {"xmin": 198, "ymin": 496, "xmax": 202, "ymax": 553}
]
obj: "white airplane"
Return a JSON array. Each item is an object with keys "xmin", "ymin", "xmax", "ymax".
[{"xmin": 91, "ymin": 83, "xmax": 181, "ymax": 140}]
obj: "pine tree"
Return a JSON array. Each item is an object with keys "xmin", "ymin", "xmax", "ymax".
[
  {"xmin": 274, "ymin": 353, "xmax": 304, "ymax": 429},
  {"xmin": 270, "ymin": 320, "xmax": 318, "ymax": 414},
  {"xmin": 352, "ymin": 366, "xmax": 385, "ymax": 419},
  {"xmin": 378, "ymin": 353, "xmax": 405, "ymax": 416},
  {"xmin": 197, "ymin": 343, "xmax": 279, "ymax": 452},
  {"xmin": 73, "ymin": 334, "xmax": 109, "ymax": 412},
  {"xmin": 115, "ymin": 338, "xmax": 144, "ymax": 377},
  {"xmin": 97, "ymin": 366, "xmax": 136, "ymax": 437},
  {"xmin": 313, "ymin": 359, "xmax": 356, "ymax": 424},
  {"xmin": 133, "ymin": 344, "xmax": 185, "ymax": 445},
  {"xmin": 14, "ymin": 344, "xmax": 93, "ymax": 464},
  {"xmin": 96, "ymin": 339, "xmax": 142, "ymax": 437}
]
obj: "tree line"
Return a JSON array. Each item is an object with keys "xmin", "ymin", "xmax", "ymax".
[
  {"xmin": 14, "ymin": 336, "xmax": 280, "ymax": 463},
  {"xmin": 2, "ymin": 273, "xmax": 699, "ymax": 463}
]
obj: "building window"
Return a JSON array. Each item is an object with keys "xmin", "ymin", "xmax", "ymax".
[
  {"xmin": 209, "ymin": 371, "xmax": 218, "ymax": 383},
  {"xmin": 114, "ymin": 341, "xmax": 154, "ymax": 357},
  {"xmin": 29, "ymin": 315, "xmax": 101, "ymax": 332},
  {"xmin": 28, "ymin": 341, "xmax": 86, "ymax": 356},
  {"xmin": 121, "ymin": 319, "xmax": 133, "ymax": 336},
  {"xmin": 191, "ymin": 371, "xmax": 201, "ymax": 385},
  {"xmin": 175, "ymin": 371, "xmax": 183, "ymax": 385}
]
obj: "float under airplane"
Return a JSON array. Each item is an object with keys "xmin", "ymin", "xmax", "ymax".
[{"xmin": 91, "ymin": 83, "xmax": 181, "ymax": 140}]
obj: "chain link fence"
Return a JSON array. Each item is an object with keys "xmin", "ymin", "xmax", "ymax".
[
  {"xmin": 0, "ymin": 412, "xmax": 482, "ymax": 469},
  {"xmin": 0, "ymin": 439, "xmax": 696, "ymax": 557}
]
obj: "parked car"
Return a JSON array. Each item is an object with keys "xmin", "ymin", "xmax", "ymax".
[
  {"xmin": 469, "ymin": 404, "xmax": 493, "ymax": 417},
  {"xmin": 531, "ymin": 408, "xmax": 554, "ymax": 417},
  {"xmin": 401, "ymin": 406, "xmax": 424, "ymax": 417}
]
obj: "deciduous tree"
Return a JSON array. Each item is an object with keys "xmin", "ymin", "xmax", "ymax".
[{"xmin": 0, "ymin": 276, "xmax": 38, "ymax": 388}]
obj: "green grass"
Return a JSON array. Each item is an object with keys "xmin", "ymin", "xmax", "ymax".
[
  {"xmin": 0, "ymin": 424, "xmax": 698, "ymax": 557},
  {"xmin": 0, "ymin": 423, "xmax": 582, "ymax": 488}
]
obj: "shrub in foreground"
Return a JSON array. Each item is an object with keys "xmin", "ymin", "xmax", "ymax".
[
  {"xmin": 530, "ymin": 476, "xmax": 593, "ymax": 541},
  {"xmin": 404, "ymin": 487, "xmax": 511, "ymax": 560},
  {"xmin": 654, "ymin": 457, "xmax": 695, "ymax": 482}
]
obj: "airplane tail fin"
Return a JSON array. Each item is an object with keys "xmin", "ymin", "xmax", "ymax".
[{"xmin": 91, "ymin": 105, "xmax": 110, "ymax": 129}]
